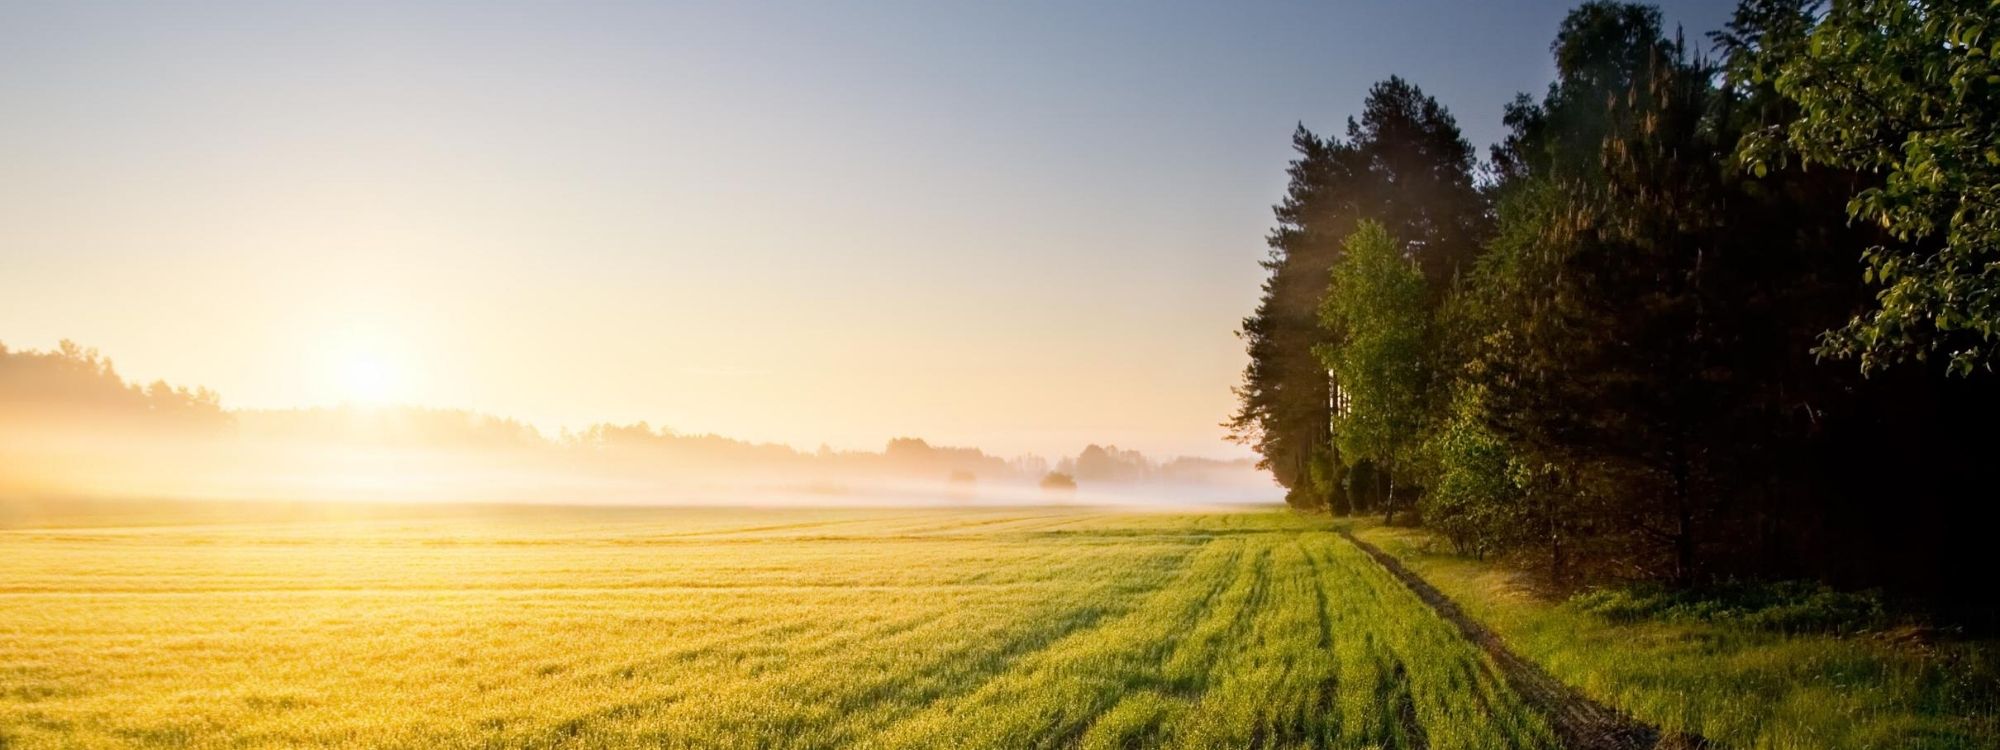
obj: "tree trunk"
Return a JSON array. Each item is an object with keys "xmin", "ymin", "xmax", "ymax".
[
  {"xmin": 1675, "ymin": 509, "xmax": 1695, "ymax": 586},
  {"xmin": 1670, "ymin": 449, "xmax": 1696, "ymax": 586},
  {"xmin": 1546, "ymin": 490, "xmax": 1563, "ymax": 587},
  {"xmin": 1383, "ymin": 472, "xmax": 1396, "ymax": 525}
]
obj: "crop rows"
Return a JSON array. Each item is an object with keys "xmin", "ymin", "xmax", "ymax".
[{"xmin": 0, "ymin": 507, "xmax": 1552, "ymax": 748}]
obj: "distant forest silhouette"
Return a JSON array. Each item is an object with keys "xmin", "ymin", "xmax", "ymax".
[{"xmin": 1, "ymin": 340, "xmax": 1270, "ymax": 504}]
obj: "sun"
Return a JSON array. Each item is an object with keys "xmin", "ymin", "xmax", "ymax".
[{"xmin": 338, "ymin": 354, "xmax": 398, "ymax": 404}]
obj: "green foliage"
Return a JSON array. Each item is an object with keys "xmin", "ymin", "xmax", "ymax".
[
  {"xmin": 1416, "ymin": 387, "xmax": 1522, "ymax": 558},
  {"xmin": 1450, "ymin": 0, "xmax": 1818, "ymax": 585},
  {"xmin": 1305, "ymin": 444, "xmax": 1348, "ymax": 514},
  {"xmin": 1318, "ymin": 221, "xmax": 1433, "ymax": 479},
  {"xmin": 1743, "ymin": 0, "xmax": 2000, "ymax": 375}
]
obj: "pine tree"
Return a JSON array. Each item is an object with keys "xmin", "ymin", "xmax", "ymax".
[{"xmin": 1231, "ymin": 79, "xmax": 1486, "ymax": 513}]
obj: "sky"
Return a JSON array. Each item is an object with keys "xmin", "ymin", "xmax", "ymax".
[{"xmin": 0, "ymin": 0, "xmax": 1736, "ymax": 461}]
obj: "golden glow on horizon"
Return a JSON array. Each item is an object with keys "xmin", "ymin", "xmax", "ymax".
[
  {"xmin": 337, "ymin": 354, "xmax": 397, "ymax": 405},
  {"xmin": 317, "ymin": 332, "xmax": 412, "ymax": 407},
  {"xmin": 0, "ymin": 3, "xmax": 1268, "ymax": 462}
]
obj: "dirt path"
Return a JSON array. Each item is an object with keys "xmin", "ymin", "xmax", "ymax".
[{"xmin": 1338, "ymin": 531, "xmax": 1710, "ymax": 750}]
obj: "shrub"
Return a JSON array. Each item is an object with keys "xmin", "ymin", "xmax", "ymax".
[
  {"xmin": 1569, "ymin": 581, "xmax": 1889, "ymax": 635},
  {"xmin": 1039, "ymin": 471, "xmax": 1077, "ymax": 491}
]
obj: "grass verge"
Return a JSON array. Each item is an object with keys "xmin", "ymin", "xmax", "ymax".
[{"xmin": 1351, "ymin": 521, "xmax": 2000, "ymax": 749}]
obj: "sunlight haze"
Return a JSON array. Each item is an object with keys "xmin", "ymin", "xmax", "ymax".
[{"xmin": 0, "ymin": 0, "xmax": 1731, "ymax": 459}]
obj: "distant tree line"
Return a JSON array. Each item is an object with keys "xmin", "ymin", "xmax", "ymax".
[
  {"xmin": 0, "ymin": 340, "xmax": 229, "ymax": 432},
  {"xmin": 4, "ymin": 340, "xmax": 1266, "ymax": 496},
  {"xmin": 1232, "ymin": 0, "xmax": 2000, "ymax": 617}
]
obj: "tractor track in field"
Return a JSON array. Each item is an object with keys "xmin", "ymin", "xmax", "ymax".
[{"xmin": 1338, "ymin": 530, "xmax": 1711, "ymax": 750}]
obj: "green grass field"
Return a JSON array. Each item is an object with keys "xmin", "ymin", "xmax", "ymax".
[{"xmin": 1, "ymin": 504, "xmax": 1555, "ymax": 749}]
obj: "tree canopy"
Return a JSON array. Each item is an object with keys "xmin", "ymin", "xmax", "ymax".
[
  {"xmin": 1743, "ymin": 0, "xmax": 2000, "ymax": 375},
  {"xmin": 1235, "ymin": 0, "xmax": 2000, "ymax": 618},
  {"xmin": 1230, "ymin": 77, "xmax": 1484, "ymax": 512}
]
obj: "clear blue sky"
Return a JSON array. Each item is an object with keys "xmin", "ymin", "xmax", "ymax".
[{"xmin": 0, "ymin": 0, "xmax": 1737, "ymax": 461}]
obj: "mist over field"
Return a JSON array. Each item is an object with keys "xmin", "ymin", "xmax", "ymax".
[{"xmin": 1, "ymin": 341, "xmax": 1279, "ymax": 508}]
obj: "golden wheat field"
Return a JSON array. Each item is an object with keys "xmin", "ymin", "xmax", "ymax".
[{"xmin": 0, "ymin": 503, "xmax": 1559, "ymax": 749}]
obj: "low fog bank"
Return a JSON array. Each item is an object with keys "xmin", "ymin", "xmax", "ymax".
[{"xmin": 2, "ymin": 340, "xmax": 1281, "ymax": 507}]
